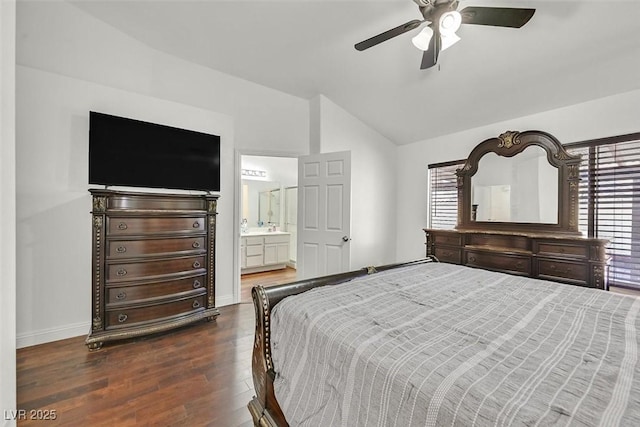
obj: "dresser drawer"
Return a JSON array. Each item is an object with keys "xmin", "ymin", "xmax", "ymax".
[
  {"xmin": 466, "ymin": 250, "xmax": 531, "ymax": 274},
  {"xmin": 537, "ymin": 242, "xmax": 587, "ymax": 259},
  {"xmin": 105, "ymin": 295, "xmax": 206, "ymax": 329},
  {"xmin": 106, "ymin": 275, "xmax": 206, "ymax": 305},
  {"xmin": 106, "ymin": 256, "xmax": 206, "ymax": 283},
  {"xmin": 107, "ymin": 217, "xmax": 205, "ymax": 236},
  {"xmin": 468, "ymin": 234, "xmax": 531, "ymax": 252},
  {"xmin": 108, "ymin": 236, "xmax": 206, "ymax": 259},
  {"xmin": 107, "ymin": 193, "xmax": 207, "ymax": 211},
  {"xmin": 538, "ymin": 259, "xmax": 588, "ymax": 284},
  {"xmin": 432, "ymin": 233, "xmax": 461, "ymax": 246},
  {"xmin": 434, "ymin": 247, "xmax": 462, "ymax": 264}
]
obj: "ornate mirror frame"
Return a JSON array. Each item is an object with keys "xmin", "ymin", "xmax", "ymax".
[{"xmin": 456, "ymin": 130, "xmax": 582, "ymax": 234}]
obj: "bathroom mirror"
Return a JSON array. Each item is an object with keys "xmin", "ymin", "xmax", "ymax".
[
  {"xmin": 241, "ymin": 180, "xmax": 281, "ymax": 228},
  {"xmin": 457, "ymin": 130, "xmax": 582, "ymax": 234},
  {"xmin": 259, "ymin": 188, "xmax": 280, "ymax": 225}
]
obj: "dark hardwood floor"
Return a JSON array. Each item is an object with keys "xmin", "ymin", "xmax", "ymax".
[
  {"xmin": 17, "ymin": 304, "xmax": 255, "ymax": 426},
  {"xmin": 17, "ymin": 268, "xmax": 298, "ymax": 427}
]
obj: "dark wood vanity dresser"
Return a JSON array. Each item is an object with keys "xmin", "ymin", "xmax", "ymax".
[
  {"xmin": 425, "ymin": 229, "xmax": 608, "ymax": 289},
  {"xmin": 85, "ymin": 190, "xmax": 220, "ymax": 350},
  {"xmin": 425, "ymin": 130, "xmax": 609, "ymax": 290}
]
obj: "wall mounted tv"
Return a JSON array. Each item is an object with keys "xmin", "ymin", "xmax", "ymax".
[{"xmin": 89, "ymin": 111, "xmax": 221, "ymax": 192}]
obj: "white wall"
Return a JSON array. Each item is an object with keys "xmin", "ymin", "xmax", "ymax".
[
  {"xmin": 396, "ymin": 89, "xmax": 640, "ymax": 262},
  {"xmin": 313, "ymin": 95, "xmax": 398, "ymax": 268},
  {"xmin": 16, "ymin": 1, "xmax": 309, "ymax": 153},
  {"xmin": 16, "ymin": 66, "xmax": 235, "ymax": 346},
  {"xmin": 15, "ymin": 1, "xmax": 310, "ymax": 346},
  {"xmin": 1, "ymin": 0, "xmax": 17, "ymax": 423}
]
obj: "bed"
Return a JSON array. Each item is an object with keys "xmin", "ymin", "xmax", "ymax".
[
  {"xmin": 248, "ymin": 257, "xmax": 640, "ymax": 426},
  {"xmin": 248, "ymin": 131, "xmax": 640, "ymax": 426}
]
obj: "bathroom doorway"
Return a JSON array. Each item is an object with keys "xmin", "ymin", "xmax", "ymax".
[{"xmin": 239, "ymin": 154, "xmax": 298, "ymax": 302}]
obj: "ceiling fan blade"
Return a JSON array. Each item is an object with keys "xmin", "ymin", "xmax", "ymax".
[
  {"xmin": 420, "ymin": 27, "xmax": 440, "ymax": 70},
  {"xmin": 355, "ymin": 19, "xmax": 424, "ymax": 51},
  {"xmin": 460, "ymin": 7, "xmax": 535, "ymax": 28}
]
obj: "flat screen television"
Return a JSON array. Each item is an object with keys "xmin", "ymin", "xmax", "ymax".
[{"xmin": 89, "ymin": 111, "xmax": 221, "ymax": 192}]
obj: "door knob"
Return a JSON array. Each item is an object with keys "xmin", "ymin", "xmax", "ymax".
[{"xmin": 342, "ymin": 236, "xmax": 351, "ymax": 242}]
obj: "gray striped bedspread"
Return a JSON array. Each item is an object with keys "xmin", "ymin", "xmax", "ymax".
[{"xmin": 271, "ymin": 262, "xmax": 640, "ymax": 426}]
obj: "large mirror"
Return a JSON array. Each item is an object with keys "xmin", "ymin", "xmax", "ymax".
[
  {"xmin": 457, "ymin": 130, "xmax": 582, "ymax": 234},
  {"xmin": 242, "ymin": 180, "xmax": 282, "ymax": 228},
  {"xmin": 471, "ymin": 146, "xmax": 558, "ymax": 223}
]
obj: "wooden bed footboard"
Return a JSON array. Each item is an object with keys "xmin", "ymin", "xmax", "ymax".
[{"xmin": 247, "ymin": 257, "xmax": 438, "ymax": 427}]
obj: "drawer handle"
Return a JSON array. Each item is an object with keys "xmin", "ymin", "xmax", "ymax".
[
  {"xmin": 192, "ymin": 300, "xmax": 201, "ymax": 309},
  {"xmin": 116, "ymin": 246, "xmax": 127, "ymax": 253},
  {"xmin": 116, "ymin": 268, "xmax": 127, "ymax": 276},
  {"xmin": 118, "ymin": 314, "xmax": 128, "ymax": 323},
  {"xmin": 192, "ymin": 221, "xmax": 201, "ymax": 228},
  {"xmin": 559, "ymin": 248, "xmax": 565, "ymax": 253},
  {"xmin": 469, "ymin": 256, "xmax": 476, "ymax": 263},
  {"xmin": 516, "ymin": 261, "xmax": 524, "ymax": 268},
  {"xmin": 117, "ymin": 222, "xmax": 128, "ymax": 230},
  {"xmin": 193, "ymin": 261, "xmax": 201, "ymax": 268},
  {"xmin": 193, "ymin": 280, "xmax": 201, "ymax": 289},
  {"xmin": 192, "ymin": 241, "xmax": 201, "ymax": 249},
  {"xmin": 116, "ymin": 291, "xmax": 127, "ymax": 300}
]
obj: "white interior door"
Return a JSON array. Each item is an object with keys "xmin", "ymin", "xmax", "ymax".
[
  {"xmin": 297, "ymin": 151, "xmax": 351, "ymax": 279},
  {"xmin": 285, "ymin": 186, "xmax": 298, "ymax": 264}
]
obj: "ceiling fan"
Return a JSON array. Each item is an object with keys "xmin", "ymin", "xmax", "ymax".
[{"xmin": 354, "ymin": 0, "xmax": 535, "ymax": 70}]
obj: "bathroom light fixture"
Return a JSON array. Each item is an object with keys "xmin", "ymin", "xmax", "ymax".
[{"xmin": 242, "ymin": 169, "xmax": 267, "ymax": 178}]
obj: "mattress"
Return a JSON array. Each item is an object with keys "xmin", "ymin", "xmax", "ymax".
[{"xmin": 270, "ymin": 262, "xmax": 640, "ymax": 427}]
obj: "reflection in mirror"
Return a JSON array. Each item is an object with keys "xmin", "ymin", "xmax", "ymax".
[
  {"xmin": 471, "ymin": 145, "xmax": 558, "ymax": 223},
  {"xmin": 242, "ymin": 180, "xmax": 281, "ymax": 227},
  {"xmin": 259, "ymin": 188, "xmax": 280, "ymax": 225}
]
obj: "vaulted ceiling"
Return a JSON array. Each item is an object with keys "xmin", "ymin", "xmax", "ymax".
[{"xmin": 70, "ymin": 0, "xmax": 640, "ymax": 145}]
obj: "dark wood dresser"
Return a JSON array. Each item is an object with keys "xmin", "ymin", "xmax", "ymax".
[
  {"xmin": 424, "ymin": 228, "xmax": 609, "ymax": 289},
  {"xmin": 86, "ymin": 190, "xmax": 220, "ymax": 350},
  {"xmin": 425, "ymin": 130, "xmax": 611, "ymax": 291}
]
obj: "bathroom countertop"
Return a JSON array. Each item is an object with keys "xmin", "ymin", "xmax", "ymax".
[{"xmin": 241, "ymin": 230, "xmax": 291, "ymax": 237}]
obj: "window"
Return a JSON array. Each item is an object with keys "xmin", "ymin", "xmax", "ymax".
[
  {"xmin": 428, "ymin": 160, "xmax": 465, "ymax": 229},
  {"xmin": 565, "ymin": 132, "xmax": 640, "ymax": 290}
]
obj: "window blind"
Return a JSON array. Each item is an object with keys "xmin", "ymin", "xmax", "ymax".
[
  {"xmin": 428, "ymin": 160, "xmax": 465, "ymax": 229},
  {"xmin": 565, "ymin": 133, "xmax": 640, "ymax": 289}
]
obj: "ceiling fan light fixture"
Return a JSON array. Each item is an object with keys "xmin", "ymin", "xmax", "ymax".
[
  {"xmin": 411, "ymin": 26, "xmax": 434, "ymax": 51},
  {"xmin": 439, "ymin": 10, "xmax": 462, "ymax": 35},
  {"xmin": 441, "ymin": 32, "xmax": 461, "ymax": 51}
]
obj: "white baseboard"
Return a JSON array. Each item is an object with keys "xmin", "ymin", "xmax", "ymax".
[
  {"xmin": 216, "ymin": 294, "xmax": 235, "ymax": 307},
  {"xmin": 17, "ymin": 295, "xmax": 237, "ymax": 348},
  {"xmin": 17, "ymin": 321, "xmax": 89, "ymax": 349}
]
